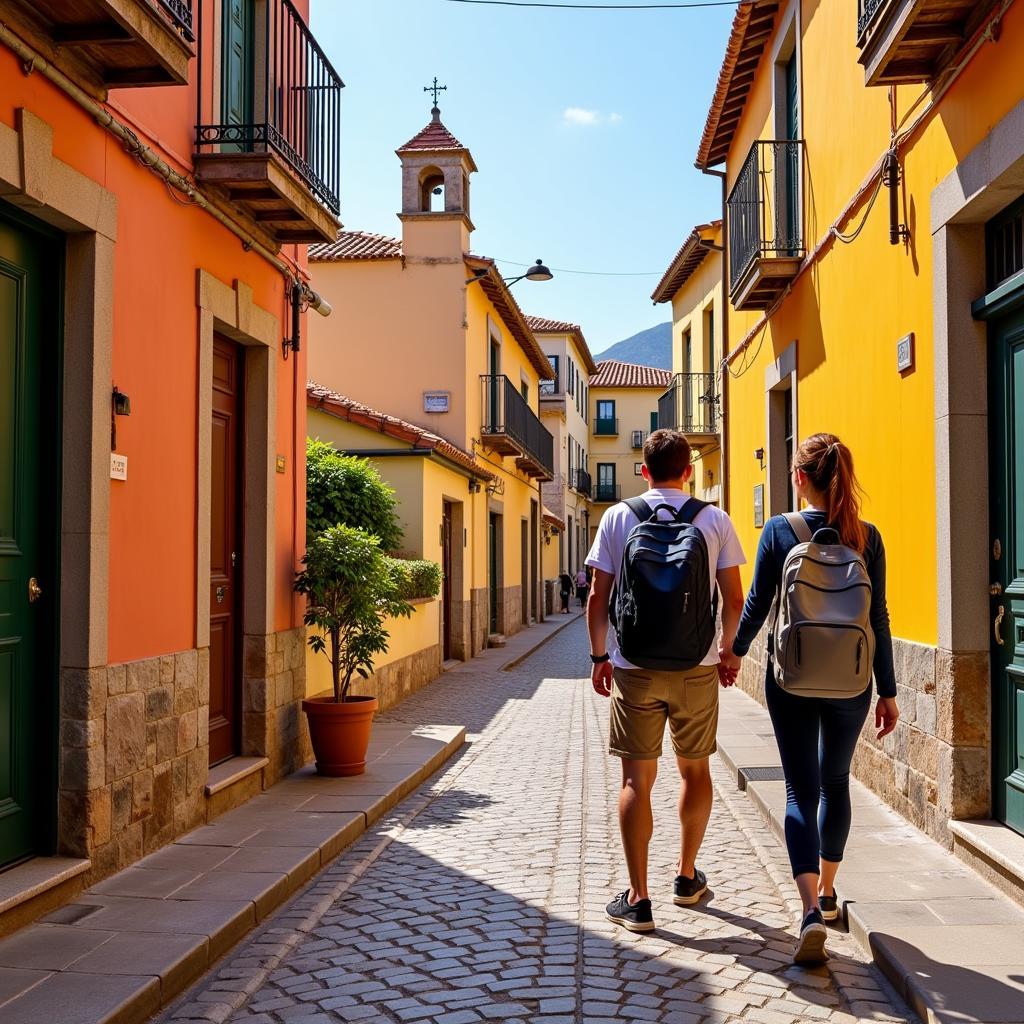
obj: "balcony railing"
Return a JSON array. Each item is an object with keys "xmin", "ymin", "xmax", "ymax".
[
  {"xmin": 481, "ymin": 375, "xmax": 555, "ymax": 479},
  {"xmin": 570, "ymin": 469, "xmax": 592, "ymax": 498},
  {"xmin": 727, "ymin": 140, "xmax": 804, "ymax": 310},
  {"xmin": 594, "ymin": 483, "xmax": 621, "ymax": 503},
  {"xmin": 594, "ymin": 418, "xmax": 619, "ymax": 436},
  {"xmin": 857, "ymin": 0, "xmax": 888, "ymax": 40},
  {"xmin": 539, "ymin": 380, "xmax": 559, "ymax": 396},
  {"xmin": 195, "ymin": 0, "xmax": 343, "ymax": 220},
  {"xmin": 658, "ymin": 373, "xmax": 719, "ymax": 436},
  {"xmin": 156, "ymin": 0, "xmax": 194, "ymax": 42}
]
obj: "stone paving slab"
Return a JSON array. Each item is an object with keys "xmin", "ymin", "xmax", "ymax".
[
  {"xmin": 0, "ymin": 721, "xmax": 465, "ymax": 1024},
  {"xmin": 716, "ymin": 686, "xmax": 1024, "ymax": 1024}
]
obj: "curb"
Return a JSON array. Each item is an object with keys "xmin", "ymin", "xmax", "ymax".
[{"xmin": 500, "ymin": 612, "xmax": 584, "ymax": 672}]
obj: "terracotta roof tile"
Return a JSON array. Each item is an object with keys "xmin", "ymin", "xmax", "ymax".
[
  {"xmin": 398, "ymin": 117, "xmax": 467, "ymax": 154},
  {"xmin": 651, "ymin": 221, "xmax": 722, "ymax": 304},
  {"xmin": 589, "ymin": 361, "xmax": 673, "ymax": 389},
  {"xmin": 697, "ymin": 0, "xmax": 782, "ymax": 169},
  {"xmin": 525, "ymin": 315, "xmax": 598, "ymax": 375},
  {"xmin": 307, "ymin": 383, "xmax": 493, "ymax": 481},
  {"xmin": 309, "ymin": 231, "xmax": 402, "ymax": 262}
]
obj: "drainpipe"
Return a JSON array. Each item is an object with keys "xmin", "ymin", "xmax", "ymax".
[
  {"xmin": 0, "ymin": 20, "xmax": 331, "ymax": 318},
  {"xmin": 700, "ymin": 165, "xmax": 730, "ymax": 514}
]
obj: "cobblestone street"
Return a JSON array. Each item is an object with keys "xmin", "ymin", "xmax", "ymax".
[{"xmin": 161, "ymin": 622, "xmax": 912, "ymax": 1024}]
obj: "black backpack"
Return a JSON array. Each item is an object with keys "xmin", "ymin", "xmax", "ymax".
[{"xmin": 611, "ymin": 497, "xmax": 716, "ymax": 671}]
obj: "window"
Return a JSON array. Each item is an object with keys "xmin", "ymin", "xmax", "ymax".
[
  {"xmin": 650, "ymin": 411, "xmax": 658, "ymax": 433},
  {"xmin": 549, "ymin": 355, "xmax": 560, "ymax": 392},
  {"xmin": 597, "ymin": 463, "xmax": 617, "ymax": 501},
  {"xmin": 597, "ymin": 399, "xmax": 615, "ymax": 420},
  {"xmin": 521, "ymin": 380, "xmax": 529, "ymax": 402},
  {"xmin": 766, "ymin": 342, "xmax": 797, "ymax": 516},
  {"xmin": 631, "ymin": 430, "xmax": 645, "ymax": 449},
  {"xmin": 595, "ymin": 399, "xmax": 617, "ymax": 436},
  {"xmin": 704, "ymin": 305, "xmax": 715, "ymax": 371}
]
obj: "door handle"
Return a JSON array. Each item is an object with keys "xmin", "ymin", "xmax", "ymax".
[
  {"xmin": 216, "ymin": 586, "xmax": 226, "ymax": 604},
  {"xmin": 995, "ymin": 604, "xmax": 1006, "ymax": 646},
  {"xmin": 27, "ymin": 577, "xmax": 42, "ymax": 603}
]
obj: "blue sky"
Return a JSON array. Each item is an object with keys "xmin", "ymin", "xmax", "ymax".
[{"xmin": 310, "ymin": 0, "xmax": 735, "ymax": 353}]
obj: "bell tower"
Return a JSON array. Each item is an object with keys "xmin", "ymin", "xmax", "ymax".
[{"xmin": 396, "ymin": 86, "xmax": 477, "ymax": 258}]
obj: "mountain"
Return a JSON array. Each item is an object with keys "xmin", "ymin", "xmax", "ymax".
[{"xmin": 595, "ymin": 322, "xmax": 672, "ymax": 369}]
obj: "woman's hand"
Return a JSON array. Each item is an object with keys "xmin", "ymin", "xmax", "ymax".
[{"xmin": 875, "ymin": 697, "xmax": 899, "ymax": 740}]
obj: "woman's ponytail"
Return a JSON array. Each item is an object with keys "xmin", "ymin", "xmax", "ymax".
[{"xmin": 794, "ymin": 434, "xmax": 867, "ymax": 553}]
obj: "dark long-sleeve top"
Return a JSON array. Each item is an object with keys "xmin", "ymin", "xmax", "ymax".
[{"xmin": 732, "ymin": 509, "xmax": 897, "ymax": 698}]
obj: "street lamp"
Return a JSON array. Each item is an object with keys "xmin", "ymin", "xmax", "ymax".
[{"xmin": 466, "ymin": 259, "xmax": 554, "ymax": 287}]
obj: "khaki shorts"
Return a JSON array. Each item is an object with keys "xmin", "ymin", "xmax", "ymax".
[{"xmin": 609, "ymin": 664, "xmax": 720, "ymax": 761}]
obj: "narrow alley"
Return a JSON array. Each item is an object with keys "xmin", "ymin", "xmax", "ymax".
[{"xmin": 160, "ymin": 623, "xmax": 911, "ymax": 1024}]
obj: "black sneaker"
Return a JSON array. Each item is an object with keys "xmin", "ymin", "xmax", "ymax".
[
  {"xmin": 672, "ymin": 868, "xmax": 708, "ymax": 906},
  {"xmin": 794, "ymin": 908, "xmax": 828, "ymax": 964},
  {"xmin": 605, "ymin": 890, "xmax": 655, "ymax": 933},
  {"xmin": 819, "ymin": 890, "xmax": 840, "ymax": 923}
]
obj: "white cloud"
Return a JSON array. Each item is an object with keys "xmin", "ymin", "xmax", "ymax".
[{"xmin": 562, "ymin": 107, "xmax": 623, "ymax": 127}]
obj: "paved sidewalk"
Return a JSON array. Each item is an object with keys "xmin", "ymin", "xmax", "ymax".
[
  {"xmin": 717, "ymin": 686, "xmax": 1024, "ymax": 1024},
  {"xmin": 159, "ymin": 621, "xmax": 912, "ymax": 1024}
]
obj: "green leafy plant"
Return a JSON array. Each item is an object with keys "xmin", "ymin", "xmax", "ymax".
[
  {"xmin": 295, "ymin": 524, "xmax": 413, "ymax": 702},
  {"xmin": 306, "ymin": 439, "xmax": 403, "ymax": 550},
  {"xmin": 395, "ymin": 559, "xmax": 443, "ymax": 601}
]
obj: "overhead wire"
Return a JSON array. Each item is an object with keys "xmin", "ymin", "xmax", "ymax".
[{"xmin": 443, "ymin": 0, "xmax": 740, "ymax": 9}]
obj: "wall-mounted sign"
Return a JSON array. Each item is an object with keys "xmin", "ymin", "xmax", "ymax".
[
  {"xmin": 753, "ymin": 483, "xmax": 764, "ymax": 528},
  {"xmin": 110, "ymin": 453, "xmax": 128, "ymax": 481},
  {"xmin": 276, "ymin": 455, "xmax": 287, "ymax": 474},
  {"xmin": 897, "ymin": 332, "xmax": 915, "ymax": 373},
  {"xmin": 423, "ymin": 391, "xmax": 450, "ymax": 414}
]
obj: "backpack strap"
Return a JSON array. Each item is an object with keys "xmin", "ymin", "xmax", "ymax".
[
  {"xmin": 677, "ymin": 498, "xmax": 709, "ymax": 525},
  {"xmin": 624, "ymin": 496, "xmax": 656, "ymax": 523},
  {"xmin": 782, "ymin": 510, "xmax": 813, "ymax": 543}
]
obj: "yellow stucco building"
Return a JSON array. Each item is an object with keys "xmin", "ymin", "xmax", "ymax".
[
  {"xmin": 700, "ymin": 0, "xmax": 1024, "ymax": 856},
  {"xmin": 529, "ymin": 316, "xmax": 599, "ymax": 579},
  {"xmin": 307, "ymin": 106, "xmax": 555, "ymax": 670},
  {"xmin": 652, "ymin": 220, "xmax": 725, "ymax": 506},
  {"xmin": 587, "ymin": 361, "xmax": 673, "ymax": 545}
]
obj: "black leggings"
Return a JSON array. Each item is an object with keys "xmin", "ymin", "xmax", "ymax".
[{"xmin": 765, "ymin": 665, "xmax": 872, "ymax": 877}]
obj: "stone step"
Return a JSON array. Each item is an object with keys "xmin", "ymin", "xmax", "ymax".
[{"xmin": 950, "ymin": 818, "xmax": 1024, "ymax": 910}]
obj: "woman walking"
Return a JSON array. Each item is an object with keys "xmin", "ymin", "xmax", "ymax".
[
  {"xmin": 575, "ymin": 567, "xmax": 590, "ymax": 610},
  {"xmin": 731, "ymin": 434, "xmax": 899, "ymax": 964}
]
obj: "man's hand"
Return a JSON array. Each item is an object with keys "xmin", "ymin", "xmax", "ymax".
[
  {"xmin": 717, "ymin": 643, "xmax": 741, "ymax": 687},
  {"xmin": 592, "ymin": 661, "xmax": 614, "ymax": 698},
  {"xmin": 875, "ymin": 697, "xmax": 899, "ymax": 739}
]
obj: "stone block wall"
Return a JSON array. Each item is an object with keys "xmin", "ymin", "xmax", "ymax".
[
  {"xmin": 342, "ymin": 643, "xmax": 444, "ymax": 712},
  {"xmin": 59, "ymin": 626, "xmax": 309, "ymax": 885},
  {"xmin": 497, "ymin": 584, "xmax": 523, "ymax": 637},
  {"xmin": 734, "ymin": 631, "xmax": 988, "ymax": 849},
  {"xmin": 58, "ymin": 649, "xmax": 210, "ymax": 880}
]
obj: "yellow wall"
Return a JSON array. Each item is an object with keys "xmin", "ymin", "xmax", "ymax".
[{"xmin": 718, "ymin": 0, "xmax": 1024, "ymax": 647}]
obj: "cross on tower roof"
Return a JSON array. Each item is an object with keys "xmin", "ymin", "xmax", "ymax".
[{"xmin": 424, "ymin": 77, "xmax": 447, "ymax": 121}]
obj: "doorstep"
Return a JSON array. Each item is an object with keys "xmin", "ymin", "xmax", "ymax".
[
  {"xmin": 0, "ymin": 858, "xmax": 91, "ymax": 940},
  {"xmin": 717, "ymin": 686, "xmax": 1024, "ymax": 1024},
  {"xmin": 0, "ymin": 722, "xmax": 465, "ymax": 1024},
  {"xmin": 950, "ymin": 818, "xmax": 1024, "ymax": 910}
]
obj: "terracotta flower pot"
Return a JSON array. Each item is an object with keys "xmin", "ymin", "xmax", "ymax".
[{"xmin": 302, "ymin": 694, "xmax": 378, "ymax": 777}]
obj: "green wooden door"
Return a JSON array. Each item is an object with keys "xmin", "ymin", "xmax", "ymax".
[
  {"xmin": 222, "ymin": 0, "xmax": 254, "ymax": 148},
  {"xmin": 0, "ymin": 205, "xmax": 60, "ymax": 867},
  {"xmin": 991, "ymin": 304, "xmax": 1024, "ymax": 835},
  {"xmin": 782, "ymin": 54, "xmax": 800, "ymax": 255}
]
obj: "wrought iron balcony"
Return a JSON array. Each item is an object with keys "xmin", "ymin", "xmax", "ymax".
[
  {"xmin": 539, "ymin": 380, "xmax": 559, "ymax": 397},
  {"xmin": 3, "ymin": 0, "xmax": 194, "ymax": 88},
  {"xmin": 594, "ymin": 418, "xmax": 619, "ymax": 437},
  {"xmin": 594, "ymin": 483, "xmax": 621, "ymax": 503},
  {"xmin": 194, "ymin": 0, "xmax": 343, "ymax": 246},
  {"xmin": 570, "ymin": 469, "xmax": 592, "ymax": 498},
  {"xmin": 727, "ymin": 140, "xmax": 804, "ymax": 311},
  {"xmin": 658, "ymin": 373, "xmax": 720, "ymax": 437},
  {"xmin": 481, "ymin": 375, "xmax": 555, "ymax": 480},
  {"xmin": 857, "ymin": 0, "xmax": 996, "ymax": 86}
]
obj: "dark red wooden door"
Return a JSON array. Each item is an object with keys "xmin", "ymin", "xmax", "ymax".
[{"xmin": 209, "ymin": 337, "xmax": 243, "ymax": 765}]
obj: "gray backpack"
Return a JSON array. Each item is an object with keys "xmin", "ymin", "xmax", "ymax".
[{"xmin": 772, "ymin": 512, "xmax": 874, "ymax": 699}]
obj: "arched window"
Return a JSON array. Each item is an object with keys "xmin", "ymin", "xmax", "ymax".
[{"xmin": 419, "ymin": 167, "xmax": 445, "ymax": 212}]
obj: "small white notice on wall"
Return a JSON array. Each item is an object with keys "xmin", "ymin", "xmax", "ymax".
[
  {"xmin": 110, "ymin": 453, "xmax": 128, "ymax": 481},
  {"xmin": 896, "ymin": 333, "xmax": 915, "ymax": 373},
  {"xmin": 424, "ymin": 391, "xmax": 450, "ymax": 414}
]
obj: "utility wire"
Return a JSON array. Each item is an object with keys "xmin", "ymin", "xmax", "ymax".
[
  {"xmin": 444, "ymin": 0, "xmax": 739, "ymax": 8},
  {"xmin": 496, "ymin": 259, "xmax": 662, "ymax": 277}
]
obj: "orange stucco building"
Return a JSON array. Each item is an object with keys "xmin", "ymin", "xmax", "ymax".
[{"xmin": 0, "ymin": 0, "xmax": 341, "ymax": 909}]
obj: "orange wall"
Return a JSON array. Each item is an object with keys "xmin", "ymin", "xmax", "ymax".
[{"xmin": 0, "ymin": 5, "xmax": 310, "ymax": 663}]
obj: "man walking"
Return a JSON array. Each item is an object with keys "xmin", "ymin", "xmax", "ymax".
[{"xmin": 585, "ymin": 429, "xmax": 745, "ymax": 932}]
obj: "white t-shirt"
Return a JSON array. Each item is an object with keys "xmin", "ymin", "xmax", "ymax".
[{"xmin": 585, "ymin": 488, "xmax": 746, "ymax": 669}]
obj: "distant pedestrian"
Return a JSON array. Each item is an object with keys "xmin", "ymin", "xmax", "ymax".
[
  {"xmin": 575, "ymin": 567, "xmax": 589, "ymax": 610},
  {"xmin": 732, "ymin": 433, "xmax": 899, "ymax": 964},
  {"xmin": 558, "ymin": 571, "xmax": 573, "ymax": 614},
  {"xmin": 586, "ymin": 429, "xmax": 746, "ymax": 934}
]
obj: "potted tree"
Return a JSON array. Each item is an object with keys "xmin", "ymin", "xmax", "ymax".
[{"xmin": 295, "ymin": 524, "xmax": 413, "ymax": 776}]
